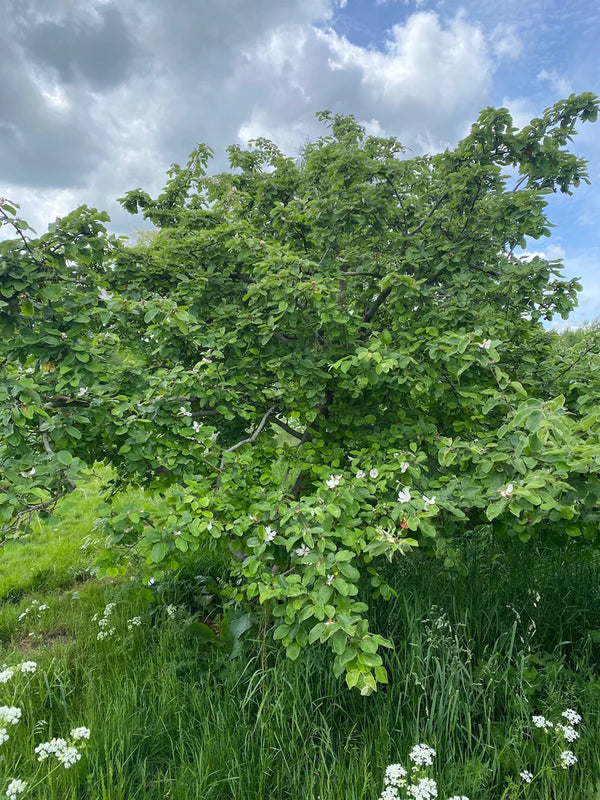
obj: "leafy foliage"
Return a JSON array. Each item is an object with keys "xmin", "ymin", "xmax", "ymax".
[{"xmin": 0, "ymin": 93, "xmax": 599, "ymax": 693}]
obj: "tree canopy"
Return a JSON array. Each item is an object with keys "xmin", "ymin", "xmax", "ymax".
[{"xmin": 1, "ymin": 93, "xmax": 599, "ymax": 693}]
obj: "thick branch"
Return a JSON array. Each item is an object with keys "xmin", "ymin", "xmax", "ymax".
[{"xmin": 270, "ymin": 416, "xmax": 304, "ymax": 441}]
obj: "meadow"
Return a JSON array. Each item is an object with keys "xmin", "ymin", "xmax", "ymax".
[{"xmin": 0, "ymin": 477, "xmax": 599, "ymax": 800}]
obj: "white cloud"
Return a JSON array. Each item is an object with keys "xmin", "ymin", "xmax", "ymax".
[
  {"xmin": 537, "ymin": 68, "xmax": 572, "ymax": 98},
  {"xmin": 491, "ymin": 23, "xmax": 522, "ymax": 60}
]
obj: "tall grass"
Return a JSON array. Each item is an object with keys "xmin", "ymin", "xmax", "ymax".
[{"xmin": 1, "ymin": 492, "xmax": 599, "ymax": 799}]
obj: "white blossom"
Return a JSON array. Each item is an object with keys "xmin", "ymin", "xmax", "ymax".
[
  {"xmin": 70, "ymin": 726, "xmax": 90, "ymax": 740},
  {"xmin": 409, "ymin": 743, "xmax": 436, "ymax": 766},
  {"xmin": 520, "ymin": 771, "xmax": 533, "ymax": 783},
  {"xmin": 562, "ymin": 709, "xmax": 581, "ymax": 725},
  {"xmin": 397, "ymin": 488, "xmax": 412, "ymax": 503},
  {"xmin": 179, "ymin": 406, "xmax": 192, "ymax": 417},
  {"xmin": 326, "ymin": 474, "xmax": 342, "ymax": 489},
  {"xmin": 478, "ymin": 338, "xmax": 491, "ymax": 349},
  {"xmin": 447, "ymin": 797, "xmax": 470, "ymax": 800},
  {"xmin": 557, "ymin": 724, "xmax": 579, "ymax": 742},
  {"xmin": 356, "ymin": 469, "xmax": 366, "ymax": 479},
  {"xmin": 532, "ymin": 715, "xmax": 553, "ymax": 729},
  {"xmin": 400, "ymin": 461, "xmax": 409, "ymax": 473},
  {"xmin": 380, "ymin": 787, "xmax": 399, "ymax": 800},
  {"xmin": 127, "ymin": 617, "xmax": 142, "ymax": 631},
  {"xmin": 192, "ymin": 420, "xmax": 202, "ymax": 433},
  {"xmin": 0, "ymin": 729, "xmax": 8, "ymax": 745},
  {"xmin": 0, "ymin": 707, "xmax": 21, "ymax": 726},
  {"xmin": 5, "ymin": 779, "xmax": 26, "ymax": 800},
  {"xmin": 20, "ymin": 661, "xmax": 37, "ymax": 674},
  {"xmin": 166, "ymin": 605, "xmax": 177, "ymax": 618},
  {"xmin": 560, "ymin": 750, "xmax": 577, "ymax": 768},
  {"xmin": 295, "ymin": 544, "xmax": 311, "ymax": 558},
  {"xmin": 499, "ymin": 483, "xmax": 514, "ymax": 498},
  {"xmin": 264, "ymin": 526, "xmax": 277, "ymax": 543},
  {"xmin": 0, "ymin": 667, "xmax": 15, "ymax": 683},
  {"xmin": 98, "ymin": 287, "xmax": 113, "ymax": 301},
  {"xmin": 422, "ymin": 495, "xmax": 436, "ymax": 507},
  {"xmin": 369, "ymin": 468, "xmax": 379, "ymax": 479},
  {"xmin": 326, "ymin": 574, "xmax": 334, "ymax": 586},
  {"xmin": 407, "ymin": 776, "xmax": 438, "ymax": 799},
  {"xmin": 384, "ymin": 763, "xmax": 407, "ymax": 786}
]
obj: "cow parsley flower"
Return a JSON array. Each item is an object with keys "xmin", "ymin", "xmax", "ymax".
[
  {"xmin": 520, "ymin": 771, "xmax": 533, "ymax": 783},
  {"xmin": 380, "ymin": 787, "xmax": 399, "ymax": 800},
  {"xmin": 0, "ymin": 667, "xmax": 14, "ymax": 683},
  {"xmin": 397, "ymin": 488, "xmax": 412, "ymax": 503},
  {"xmin": 70, "ymin": 726, "xmax": 90, "ymax": 740},
  {"xmin": 5, "ymin": 779, "xmax": 26, "ymax": 800},
  {"xmin": 326, "ymin": 474, "xmax": 342, "ymax": 489},
  {"xmin": 20, "ymin": 661, "xmax": 37, "ymax": 674},
  {"xmin": 0, "ymin": 707, "xmax": 21, "ymax": 726},
  {"xmin": 407, "ymin": 776, "xmax": 438, "ymax": 799},
  {"xmin": 0, "ymin": 728, "xmax": 9, "ymax": 745},
  {"xmin": 409, "ymin": 743, "xmax": 436, "ymax": 766},
  {"xmin": 557, "ymin": 724, "xmax": 579, "ymax": 742},
  {"xmin": 127, "ymin": 617, "xmax": 142, "ymax": 631},
  {"xmin": 447, "ymin": 796, "xmax": 470, "ymax": 800},
  {"xmin": 560, "ymin": 750, "xmax": 577, "ymax": 768},
  {"xmin": 384, "ymin": 763, "xmax": 407, "ymax": 786},
  {"xmin": 532, "ymin": 715, "xmax": 553, "ymax": 729},
  {"xmin": 562, "ymin": 709, "xmax": 581, "ymax": 725}
]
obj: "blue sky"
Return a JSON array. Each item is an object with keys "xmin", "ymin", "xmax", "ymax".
[{"xmin": 1, "ymin": 0, "xmax": 598, "ymax": 324}]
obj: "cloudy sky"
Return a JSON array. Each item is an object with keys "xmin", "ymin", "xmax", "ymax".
[{"xmin": 1, "ymin": 0, "xmax": 599, "ymax": 324}]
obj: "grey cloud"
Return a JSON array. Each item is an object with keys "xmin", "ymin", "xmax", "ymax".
[{"xmin": 19, "ymin": 4, "xmax": 136, "ymax": 90}]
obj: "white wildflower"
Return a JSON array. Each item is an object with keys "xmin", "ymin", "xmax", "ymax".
[
  {"xmin": 58, "ymin": 746, "xmax": 81, "ymax": 768},
  {"xmin": 264, "ymin": 526, "xmax": 277, "ymax": 543},
  {"xmin": 192, "ymin": 420, "xmax": 202, "ymax": 433},
  {"xmin": 5, "ymin": 779, "xmax": 26, "ymax": 800},
  {"xmin": 520, "ymin": 771, "xmax": 533, "ymax": 783},
  {"xmin": 370, "ymin": 468, "xmax": 379, "ymax": 479},
  {"xmin": 20, "ymin": 661, "xmax": 37, "ymax": 674},
  {"xmin": 557, "ymin": 724, "xmax": 579, "ymax": 742},
  {"xmin": 179, "ymin": 406, "xmax": 192, "ymax": 417},
  {"xmin": 409, "ymin": 743, "xmax": 436, "ymax": 767},
  {"xmin": 397, "ymin": 488, "xmax": 412, "ymax": 503},
  {"xmin": 77, "ymin": 386, "xmax": 88, "ymax": 397},
  {"xmin": 0, "ymin": 729, "xmax": 8, "ymax": 745},
  {"xmin": 384, "ymin": 763, "xmax": 407, "ymax": 786},
  {"xmin": 478, "ymin": 338, "xmax": 491, "ymax": 349},
  {"xmin": 326, "ymin": 474, "xmax": 342, "ymax": 489},
  {"xmin": 96, "ymin": 627, "xmax": 115, "ymax": 640},
  {"xmin": 532, "ymin": 715, "xmax": 553, "ymax": 729},
  {"xmin": 295, "ymin": 544, "xmax": 311, "ymax": 558},
  {"xmin": 0, "ymin": 707, "xmax": 21, "ymax": 726},
  {"xmin": 400, "ymin": 461, "xmax": 409, "ymax": 473},
  {"xmin": 356, "ymin": 469, "xmax": 366, "ymax": 479},
  {"xmin": 127, "ymin": 617, "xmax": 142, "ymax": 631},
  {"xmin": 38, "ymin": 604, "xmax": 49, "ymax": 611},
  {"xmin": 560, "ymin": 750, "xmax": 577, "ymax": 768},
  {"xmin": 447, "ymin": 797, "xmax": 470, "ymax": 800},
  {"xmin": 35, "ymin": 738, "xmax": 67, "ymax": 760},
  {"xmin": 562, "ymin": 709, "xmax": 581, "ymax": 725},
  {"xmin": 0, "ymin": 667, "xmax": 14, "ymax": 683},
  {"xmin": 407, "ymin": 776, "xmax": 438, "ymax": 799},
  {"xmin": 70, "ymin": 726, "xmax": 90, "ymax": 740},
  {"xmin": 499, "ymin": 483, "xmax": 514, "ymax": 498},
  {"xmin": 98, "ymin": 287, "xmax": 113, "ymax": 301},
  {"xmin": 422, "ymin": 495, "xmax": 436, "ymax": 507},
  {"xmin": 380, "ymin": 787, "xmax": 399, "ymax": 800},
  {"xmin": 326, "ymin": 574, "xmax": 335, "ymax": 586},
  {"xmin": 166, "ymin": 605, "xmax": 177, "ymax": 619}
]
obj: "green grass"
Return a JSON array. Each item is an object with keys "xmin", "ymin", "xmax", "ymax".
[{"xmin": 1, "ymin": 489, "xmax": 600, "ymax": 799}]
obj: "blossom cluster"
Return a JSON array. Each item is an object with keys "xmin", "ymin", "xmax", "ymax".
[
  {"xmin": 17, "ymin": 600, "xmax": 49, "ymax": 623},
  {"xmin": 521, "ymin": 708, "xmax": 582, "ymax": 783},
  {"xmin": 94, "ymin": 602, "xmax": 116, "ymax": 640},
  {"xmin": 34, "ymin": 736, "xmax": 82, "ymax": 768},
  {"xmin": 378, "ymin": 743, "xmax": 468, "ymax": 800}
]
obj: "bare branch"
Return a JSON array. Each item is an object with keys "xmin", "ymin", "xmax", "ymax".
[{"xmin": 217, "ymin": 405, "xmax": 277, "ymax": 483}]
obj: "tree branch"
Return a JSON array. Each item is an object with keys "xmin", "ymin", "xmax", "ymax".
[
  {"xmin": 217, "ymin": 405, "xmax": 277, "ymax": 484},
  {"xmin": 270, "ymin": 416, "xmax": 304, "ymax": 441}
]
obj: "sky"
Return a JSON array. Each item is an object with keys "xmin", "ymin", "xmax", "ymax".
[{"xmin": 1, "ymin": 0, "xmax": 598, "ymax": 325}]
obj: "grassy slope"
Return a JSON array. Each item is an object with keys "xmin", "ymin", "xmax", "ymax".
[{"xmin": 1, "ymin": 485, "xmax": 599, "ymax": 799}]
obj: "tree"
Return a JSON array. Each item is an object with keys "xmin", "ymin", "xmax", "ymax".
[{"xmin": 1, "ymin": 93, "xmax": 599, "ymax": 694}]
